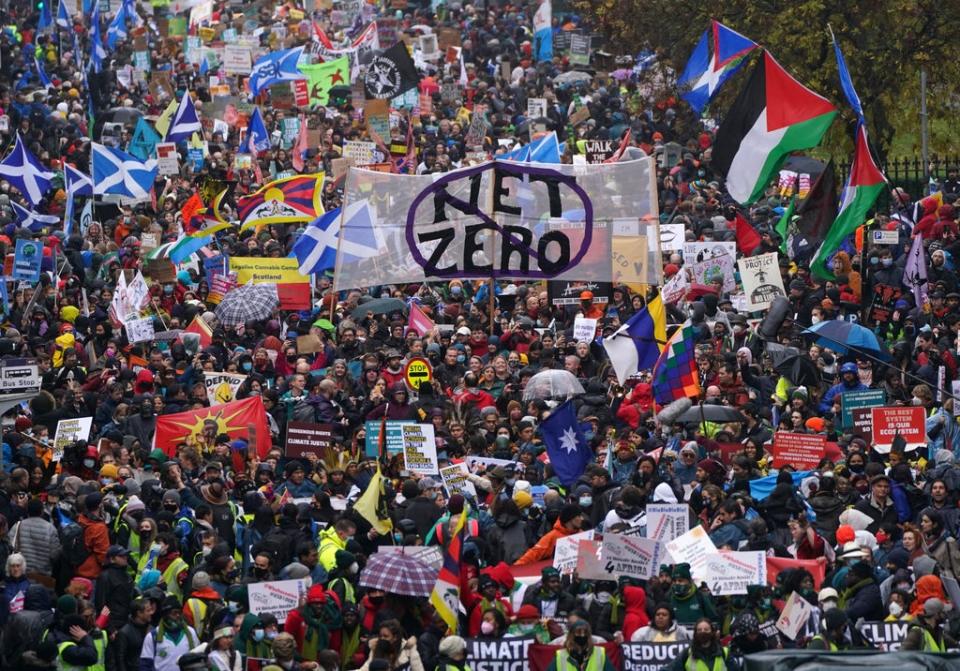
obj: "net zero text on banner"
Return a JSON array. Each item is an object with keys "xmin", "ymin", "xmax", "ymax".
[
  {"xmin": 465, "ymin": 637, "xmax": 535, "ymax": 671},
  {"xmin": 204, "ymin": 372, "xmax": 247, "ymax": 405},
  {"xmin": 333, "ymin": 158, "xmax": 661, "ymax": 292},
  {"xmin": 247, "ymin": 579, "xmax": 309, "ymax": 624},
  {"xmin": 401, "ymin": 423, "xmax": 439, "ymax": 475}
]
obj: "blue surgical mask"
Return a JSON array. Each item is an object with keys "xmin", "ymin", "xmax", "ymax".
[
  {"xmin": 882, "ymin": 258, "xmax": 893, "ymax": 267},
  {"xmin": 457, "ymin": 355, "xmax": 465, "ymax": 363},
  {"xmin": 579, "ymin": 496, "xmax": 592, "ymax": 507},
  {"xmin": 242, "ymin": 362, "xmax": 253, "ymax": 372},
  {"xmin": 253, "ymin": 629, "xmax": 264, "ymax": 642}
]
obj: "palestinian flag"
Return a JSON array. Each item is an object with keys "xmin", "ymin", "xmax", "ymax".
[
  {"xmin": 810, "ymin": 123, "xmax": 885, "ymax": 279},
  {"xmin": 713, "ymin": 51, "xmax": 836, "ymax": 205}
]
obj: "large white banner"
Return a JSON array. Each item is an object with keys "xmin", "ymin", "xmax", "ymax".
[{"xmin": 334, "ymin": 158, "xmax": 661, "ymax": 291}]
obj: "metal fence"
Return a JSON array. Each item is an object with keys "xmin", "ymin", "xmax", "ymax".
[{"xmin": 835, "ymin": 155, "xmax": 960, "ymax": 207}]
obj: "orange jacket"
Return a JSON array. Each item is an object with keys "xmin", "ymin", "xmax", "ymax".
[
  {"xmin": 514, "ymin": 519, "xmax": 573, "ymax": 566},
  {"xmin": 77, "ymin": 513, "xmax": 110, "ymax": 579}
]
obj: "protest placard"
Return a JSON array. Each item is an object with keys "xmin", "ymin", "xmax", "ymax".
[
  {"xmin": 53, "ymin": 417, "xmax": 93, "ymax": 462},
  {"xmin": 871, "ymin": 406, "xmax": 926, "ymax": 452},
  {"xmin": 583, "ymin": 139, "xmax": 614, "ymax": 164},
  {"xmin": 419, "ymin": 33, "xmax": 439, "ymax": 60},
  {"xmin": 572, "ymin": 317, "xmax": 597, "ymax": 343},
  {"xmin": 771, "ymin": 432, "xmax": 825, "ymax": 470},
  {"xmin": 527, "ymin": 97, "xmax": 547, "ymax": 119},
  {"xmin": 285, "ymin": 421, "xmax": 334, "ymax": 458},
  {"xmin": 690, "ymin": 254, "xmax": 736, "ymax": 293},
  {"xmin": 13, "ymin": 239, "xmax": 43, "ymax": 282},
  {"xmin": 203, "ymin": 372, "xmax": 247, "ymax": 405},
  {"xmin": 665, "ymin": 526, "xmax": 717, "ymax": 576},
  {"xmin": 840, "ymin": 389, "xmax": 885, "ymax": 428},
  {"xmin": 364, "ymin": 420, "xmax": 414, "ymax": 456},
  {"xmin": 569, "ymin": 32, "xmax": 591, "ymax": 66},
  {"xmin": 601, "ymin": 533, "xmax": 663, "ymax": 580},
  {"xmin": 696, "ymin": 551, "xmax": 767, "ymax": 595},
  {"xmin": 683, "ymin": 241, "xmax": 737, "ymax": 265},
  {"xmin": 465, "ymin": 637, "xmax": 535, "ymax": 671},
  {"xmin": 574, "ymin": 539, "xmax": 607, "ymax": 580},
  {"xmin": 737, "ymin": 252, "xmax": 786, "ymax": 311},
  {"xmin": 247, "ymin": 579, "xmax": 308, "ymax": 624},
  {"xmin": 621, "ymin": 642, "xmax": 689, "ymax": 671},
  {"xmin": 659, "ymin": 224, "xmax": 685, "ymax": 252},
  {"xmin": 646, "ymin": 503, "xmax": 689, "ymax": 543},
  {"xmin": 553, "ymin": 530, "xmax": 595, "ymax": 575},
  {"xmin": 342, "ymin": 140, "xmax": 377, "ymax": 164},
  {"xmin": 439, "ymin": 462, "xmax": 477, "ymax": 498},
  {"xmin": 222, "ymin": 45, "xmax": 252, "ymax": 74},
  {"xmin": 124, "ymin": 317, "xmax": 155, "ymax": 344},
  {"xmin": 776, "ymin": 591, "xmax": 816, "ymax": 640},
  {"xmin": 401, "ymin": 423, "xmax": 438, "ymax": 475},
  {"xmin": 857, "ymin": 621, "xmax": 909, "ymax": 651}
]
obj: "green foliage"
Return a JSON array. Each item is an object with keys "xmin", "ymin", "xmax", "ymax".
[{"xmin": 572, "ymin": 0, "xmax": 960, "ymax": 159}]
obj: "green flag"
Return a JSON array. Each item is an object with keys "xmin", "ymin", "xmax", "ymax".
[
  {"xmin": 775, "ymin": 196, "xmax": 795, "ymax": 254},
  {"xmin": 298, "ymin": 57, "xmax": 350, "ymax": 107}
]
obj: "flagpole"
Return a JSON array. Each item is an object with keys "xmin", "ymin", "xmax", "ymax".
[{"xmin": 328, "ymin": 191, "xmax": 348, "ymax": 324}]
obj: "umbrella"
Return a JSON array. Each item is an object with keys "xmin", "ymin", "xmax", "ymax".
[
  {"xmin": 611, "ymin": 68, "xmax": 632, "ymax": 81},
  {"xmin": 215, "ymin": 283, "xmax": 279, "ymax": 326},
  {"xmin": 803, "ymin": 320, "xmax": 889, "ymax": 358},
  {"xmin": 768, "ymin": 345, "xmax": 822, "ymax": 388},
  {"xmin": 677, "ymin": 404, "xmax": 747, "ymax": 425},
  {"xmin": 553, "ymin": 70, "xmax": 592, "ymax": 86},
  {"xmin": 359, "ymin": 552, "xmax": 438, "ymax": 597},
  {"xmin": 350, "ymin": 298, "xmax": 407, "ymax": 320},
  {"xmin": 522, "ymin": 369, "xmax": 585, "ymax": 400}
]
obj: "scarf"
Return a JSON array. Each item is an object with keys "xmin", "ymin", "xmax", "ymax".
[
  {"xmin": 838, "ymin": 578, "xmax": 873, "ymax": 609},
  {"xmin": 608, "ymin": 594, "xmax": 622, "ymax": 625},
  {"xmin": 299, "ymin": 605, "xmax": 329, "ymax": 661},
  {"xmin": 339, "ymin": 625, "xmax": 360, "ymax": 666}
]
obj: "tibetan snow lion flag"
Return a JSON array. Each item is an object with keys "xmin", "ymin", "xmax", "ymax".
[
  {"xmin": 154, "ymin": 396, "xmax": 271, "ymax": 460},
  {"xmin": 712, "ymin": 50, "xmax": 836, "ymax": 205},
  {"xmin": 236, "ymin": 173, "xmax": 325, "ymax": 230}
]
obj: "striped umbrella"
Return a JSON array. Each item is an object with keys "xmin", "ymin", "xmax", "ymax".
[
  {"xmin": 214, "ymin": 283, "xmax": 279, "ymax": 326},
  {"xmin": 359, "ymin": 552, "xmax": 438, "ymax": 597}
]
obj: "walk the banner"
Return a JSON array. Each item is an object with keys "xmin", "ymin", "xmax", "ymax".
[
  {"xmin": 204, "ymin": 371, "xmax": 247, "ymax": 405},
  {"xmin": 154, "ymin": 396, "xmax": 271, "ymax": 458},
  {"xmin": 229, "ymin": 257, "xmax": 310, "ymax": 309}
]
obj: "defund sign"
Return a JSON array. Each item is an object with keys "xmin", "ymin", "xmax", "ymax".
[{"xmin": 406, "ymin": 162, "xmax": 594, "ymax": 279}]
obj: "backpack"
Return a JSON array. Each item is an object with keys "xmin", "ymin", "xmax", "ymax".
[{"xmin": 61, "ymin": 521, "xmax": 90, "ymax": 567}]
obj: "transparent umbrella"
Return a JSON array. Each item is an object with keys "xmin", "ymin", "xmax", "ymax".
[{"xmin": 522, "ymin": 369, "xmax": 585, "ymax": 400}]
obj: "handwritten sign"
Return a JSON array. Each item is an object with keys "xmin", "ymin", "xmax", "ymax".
[
  {"xmin": 553, "ymin": 530, "xmax": 595, "ymax": 575},
  {"xmin": 440, "ymin": 462, "xmax": 477, "ymax": 498},
  {"xmin": 645, "ymin": 503, "xmax": 689, "ymax": 543},
  {"xmin": 665, "ymin": 525, "xmax": 717, "ymax": 576},
  {"xmin": 572, "ymin": 317, "xmax": 597, "ymax": 343},
  {"xmin": 247, "ymin": 579, "xmax": 308, "ymax": 624}
]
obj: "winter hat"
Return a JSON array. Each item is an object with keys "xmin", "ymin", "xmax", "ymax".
[
  {"xmin": 335, "ymin": 550, "xmax": 356, "ymax": 570},
  {"xmin": 192, "ymin": 571, "xmax": 211, "ymax": 591},
  {"xmin": 99, "ymin": 464, "xmax": 119, "ymax": 479},
  {"xmin": 653, "ymin": 482, "xmax": 678, "ymax": 503},
  {"xmin": 672, "ymin": 563, "xmax": 692, "ymax": 580},
  {"xmin": 439, "ymin": 636, "xmax": 467, "ymax": 657},
  {"xmin": 559, "ymin": 504, "xmax": 582, "ymax": 525},
  {"xmin": 57, "ymin": 594, "xmax": 78, "ymax": 615},
  {"xmin": 835, "ymin": 525, "xmax": 856, "ymax": 545},
  {"xmin": 307, "ymin": 584, "xmax": 326, "ymax": 604},
  {"xmin": 124, "ymin": 495, "xmax": 145, "ymax": 513},
  {"xmin": 885, "ymin": 548, "xmax": 910, "ymax": 571},
  {"xmin": 513, "ymin": 490, "xmax": 533, "ymax": 510},
  {"xmin": 447, "ymin": 494, "xmax": 465, "ymax": 515}
]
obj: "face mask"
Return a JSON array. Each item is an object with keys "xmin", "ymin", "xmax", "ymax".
[
  {"xmin": 253, "ymin": 629, "xmax": 265, "ymax": 641},
  {"xmin": 164, "ymin": 504, "xmax": 178, "ymax": 512},
  {"xmin": 227, "ymin": 567, "xmax": 240, "ymax": 579},
  {"xmin": 83, "ymin": 459, "xmax": 96, "ymax": 469},
  {"xmin": 242, "ymin": 362, "xmax": 253, "ymax": 372},
  {"xmin": 595, "ymin": 592, "xmax": 611, "ymax": 604},
  {"xmin": 811, "ymin": 316, "xmax": 821, "ymax": 324},
  {"xmin": 480, "ymin": 621, "xmax": 495, "ymax": 635},
  {"xmin": 505, "ymin": 478, "xmax": 516, "ymax": 486},
  {"xmin": 266, "ymin": 630, "xmax": 277, "ymax": 640},
  {"xmin": 579, "ymin": 496, "xmax": 592, "ymax": 507},
  {"xmin": 882, "ymin": 258, "xmax": 893, "ymax": 267},
  {"xmin": 253, "ymin": 567, "xmax": 269, "ymax": 578},
  {"xmin": 761, "ymin": 598, "xmax": 773, "ymax": 610},
  {"xmin": 164, "ymin": 285, "xmax": 174, "ymax": 295},
  {"xmin": 457, "ymin": 355, "xmax": 465, "ymax": 363},
  {"xmin": 573, "ymin": 635, "xmax": 589, "ymax": 646},
  {"xmin": 105, "ymin": 348, "xmax": 116, "ymax": 357},
  {"xmin": 101, "ymin": 478, "xmax": 114, "ymax": 485},
  {"xmin": 912, "ymin": 396, "xmax": 924, "ymax": 405},
  {"xmin": 369, "ymin": 595, "xmax": 384, "ymax": 605},
  {"xmin": 286, "ymin": 355, "xmax": 297, "ymax": 363},
  {"xmin": 870, "ymin": 257, "xmax": 879, "ymax": 265},
  {"xmin": 889, "ymin": 602, "xmax": 903, "ymax": 616},
  {"xmin": 349, "ymin": 562, "xmax": 359, "ymax": 575},
  {"xmin": 227, "ymin": 601, "xmax": 240, "ymax": 612},
  {"xmin": 393, "ymin": 532, "xmax": 403, "ymax": 543},
  {"xmin": 201, "ymin": 546, "xmax": 212, "ymax": 556},
  {"xmin": 673, "ymin": 584, "xmax": 689, "ymax": 597},
  {"xmin": 694, "ymin": 633, "xmax": 713, "ymax": 647},
  {"xmin": 164, "ymin": 617, "xmax": 181, "ymax": 631},
  {"xmin": 141, "ymin": 407, "xmax": 153, "ymax": 418},
  {"xmin": 517, "ymin": 623, "xmax": 535, "ymax": 634}
]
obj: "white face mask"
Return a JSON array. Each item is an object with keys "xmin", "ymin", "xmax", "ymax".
[
  {"xmin": 811, "ymin": 316, "xmax": 821, "ymax": 324},
  {"xmin": 889, "ymin": 601, "xmax": 903, "ymax": 616},
  {"xmin": 912, "ymin": 396, "xmax": 924, "ymax": 405},
  {"xmin": 201, "ymin": 546, "xmax": 212, "ymax": 556},
  {"xmin": 349, "ymin": 562, "xmax": 359, "ymax": 575}
]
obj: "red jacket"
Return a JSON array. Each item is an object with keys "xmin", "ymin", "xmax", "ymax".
[
  {"xmin": 77, "ymin": 513, "xmax": 110, "ymax": 579},
  {"xmin": 452, "ymin": 387, "xmax": 495, "ymax": 411},
  {"xmin": 621, "ymin": 585, "xmax": 650, "ymax": 641}
]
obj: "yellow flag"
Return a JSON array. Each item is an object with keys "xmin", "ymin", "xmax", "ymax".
[
  {"xmin": 354, "ymin": 466, "xmax": 392, "ymax": 534},
  {"xmin": 154, "ymin": 99, "xmax": 178, "ymax": 138}
]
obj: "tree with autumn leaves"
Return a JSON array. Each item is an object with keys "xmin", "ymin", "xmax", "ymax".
[{"xmin": 570, "ymin": 0, "xmax": 959, "ymax": 159}]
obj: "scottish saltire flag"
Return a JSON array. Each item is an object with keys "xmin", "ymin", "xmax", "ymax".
[
  {"xmin": 532, "ymin": 0, "xmax": 552, "ymax": 61},
  {"xmin": 56, "ymin": 0, "xmax": 70, "ymax": 30},
  {"xmin": 541, "ymin": 399, "xmax": 593, "ymax": 486},
  {"xmin": 428, "ymin": 507, "xmax": 466, "ymax": 633},
  {"xmin": 678, "ymin": 20, "xmax": 757, "ymax": 114},
  {"xmin": 34, "ymin": 57, "xmax": 52, "ymax": 87},
  {"xmin": 652, "ymin": 320, "xmax": 701, "ymax": 405},
  {"xmin": 165, "ymin": 93, "xmax": 202, "ymax": 143},
  {"xmin": 38, "ymin": 0, "xmax": 53, "ymax": 31},
  {"xmin": 0, "ymin": 134, "xmax": 55, "ymax": 206},
  {"xmin": 500, "ymin": 131, "xmax": 561, "ymax": 163},
  {"xmin": 245, "ymin": 107, "xmax": 271, "ymax": 153},
  {"xmin": 106, "ymin": 2, "xmax": 130, "ymax": 50},
  {"xmin": 249, "ymin": 46, "xmax": 305, "ymax": 96},
  {"xmin": 64, "ymin": 163, "xmax": 93, "ymax": 235},
  {"xmin": 88, "ymin": 4, "xmax": 107, "ymax": 73},
  {"xmin": 92, "ymin": 143, "xmax": 158, "ymax": 199},
  {"xmin": 603, "ymin": 293, "xmax": 667, "ymax": 384},
  {"xmin": 11, "ymin": 202, "xmax": 60, "ymax": 232},
  {"xmin": 294, "ymin": 208, "xmax": 340, "ymax": 274}
]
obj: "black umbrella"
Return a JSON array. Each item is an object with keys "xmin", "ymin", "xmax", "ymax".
[
  {"xmin": 677, "ymin": 404, "xmax": 747, "ymax": 425},
  {"xmin": 351, "ymin": 298, "xmax": 407, "ymax": 320},
  {"xmin": 770, "ymin": 346, "xmax": 822, "ymax": 388}
]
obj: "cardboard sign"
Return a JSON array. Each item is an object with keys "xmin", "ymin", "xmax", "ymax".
[
  {"xmin": 776, "ymin": 591, "xmax": 816, "ymax": 640},
  {"xmin": 124, "ymin": 317, "xmax": 156, "ymax": 344},
  {"xmin": 296, "ymin": 333, "xmax": 324, "ymax": 354},
  {"xmin": 582, "ymin": 139, "xmax": 614, "ymax": 164},
  {"xmin": 696, "ymin": 551, "xmax": 767, "ymax": 595},
  {"xmin": 665, "ymin": 526, "xmax": 717, "ymax": 576},
  {"xmin": 871, "ymin": 406, "xmax": 926, "ymax": 452},
  {"xmin": 53, "ymin": 417, "xmax": 93, "ymax": 462},
  {"xmin": 247, "ymin": 579, "xmax": 308, "ymax": 624},
  {"xmin": 572, "ymin": 317, "xmax": 597, "ymax": 343},
  {"xmin": 552, "ymin": 529, "xmax": 595, "ymax": 575},
  {"xmin": 285, "ymin": 421, "xmax": 334, "ymax": 458},
  {"xmin": 203, "ymin": 372, "xmax": 247, "ymax": 405},
  {"xmin": 436, "ymin": 27, "xmax": 461, "ymax": 51},
  {"xmin": 646, "ymin": 503, "xmax": 689, "ymax": 543},
  {"xmin": 601, "ymin": 533, "xmax": 663, "ymax": 580},
  {"xmin": 659, "ymin": 223, "xmax": 685, "ymax": 252},
  {"xmin": 840, "ymin": 389, "xmax": 885, "ymax": 428},
  {"xmin": 145, "ymin": 258, "xmax": 178, "ymax": 283},
  {"xmin": 401, "ymin": 423, "xmax": 438, "ymax": 475},
  {"xmin": 738, "ymin": 252, "xmax": 786, "ymax": 312},
  {"xmin": 155, "ymin": 142, "xmax": 180, "ymax": 175},
  {"xmin": 439, "ymin": 462, "xmax": 477, "ymax": 498},
  {"xmin": 771, "ymin": 432, "xmax": 826, "ymax": 470}
]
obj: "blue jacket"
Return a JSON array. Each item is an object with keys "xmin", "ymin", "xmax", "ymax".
[{"xmin": 818, "ymin": 379, "xmax": 868, "ymax": 413}]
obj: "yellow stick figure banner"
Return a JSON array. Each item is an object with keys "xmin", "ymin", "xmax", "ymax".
[{"xmin": 204, "ymin": 372, "xmax": 248, "ymax": 406}]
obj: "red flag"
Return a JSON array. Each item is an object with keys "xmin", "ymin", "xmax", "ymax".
[
  {"xmin": 154, "ymin": 396, "xmax": 271, "ymax": 458},
  {"xmin": 313, "ymin": 22, "xmax": 333, "ymax": 48},
  {"xmin": 766, "ymin": 556, "xmax": 826, "ymax": 589},
  {"xmin": 292, "ymin": 114, "xmax": 308, "ymax": 172},
  {"xmin": 182, "ymin": 314, "xmax": 213, "ymax": 348},
  {"xmin": 408, "ymin": 302, "xmax": 435, "ymax": 335},
  {"xmin": 734, "ymin": 212, "xmax": 762, "ymax": 255}
]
